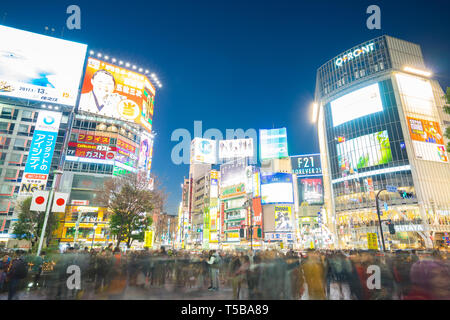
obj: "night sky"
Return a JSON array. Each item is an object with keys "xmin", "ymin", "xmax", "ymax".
[{"xmin": 2, "ymin": 0, "xmax": 449, "ymax": 214}]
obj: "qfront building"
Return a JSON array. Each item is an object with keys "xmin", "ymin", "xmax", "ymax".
[{"xmin": 314, "ymin": 35, "xmax": 450, "ymax": 250}]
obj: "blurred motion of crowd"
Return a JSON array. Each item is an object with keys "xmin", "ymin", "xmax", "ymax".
[{"xmin": 1, "ymin": 246, "xmax": 449, "ymax": 300}]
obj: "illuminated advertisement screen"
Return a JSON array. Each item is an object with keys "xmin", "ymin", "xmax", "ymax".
[
  {"xmin": 260, "ymin": 172, "xmax": 294, "ymax": 204},
  {"xmin": 274, "ymin": 206, "xmax": 292, "ymax": 231},
  {"xmin": 330, "ymin": 83, "xmax": 383, "ymax": 127},
  {"xmin": 19, "ymin": 111, "xmax": 62, "ymax": 196},
  {"xmin": 298, "ymin": 177, "xmax": 324, "ymax": 205},
  {"xmin": 190, "ymin": 138, "xmax": 216, "ymax": 164},
  {"xmin": 138, "ymin": 131, "xmax": 154, "ymax": 177},
  {"xmin": 220, "ymin": 158, "xmax": 246, "ymax": 188},
  {"xmin": 0, "ymin": 25, "xmax": 87, "ymax": 106},
  {"xmin": 407, "ymin": 117, "xmax": 444, "ymax": 144},
  {"xmin": 337, "ymin": 130, "xmax": 393, "ymax": 173},
  {"xmin": 79, "ymin": 57, "xmax": 155, "ymax": 132},
  {"xmin": 218, "ymin": 138, "xmax": 254, "ymax": 159},
  {"xmin": 260, "ymin": 128, "xmax": 288, "ymax": 160},
  {"xmin": 395, "ymin": 73, "xmax": 434, "ymax": 116},
  {"xmin": 291, "ymin": 154, "xmax": 322, "ymax": 176}
]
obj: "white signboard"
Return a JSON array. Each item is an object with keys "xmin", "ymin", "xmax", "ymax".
[
  {"xmin": 0, "ymin": 25, "xmax": 87, "ymax": 106},
  {"xmin": 190, "ymin": 138, "xmax": 217, "ymax": 164},
  {"xmin": 218, "ymin": 138, "xmax": 254, "ymax": 159}
]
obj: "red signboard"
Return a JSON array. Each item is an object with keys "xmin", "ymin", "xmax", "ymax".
[
  {"xmin": 117, "ymin": 139, "xmax": 136, "ymax": 153},
  {"xmin": 75, "ymin": 148, "xmax": 115, "ymax": 160},
  {"xmin": 252, "ymin": 197, "xmax": 263, "ymax": 239},
  {"xmin": 77, "ymin": 133, "xmax": 110, "ymax": 145}
]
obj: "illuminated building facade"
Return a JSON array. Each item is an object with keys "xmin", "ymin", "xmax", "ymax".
[{"xmin": 315, "ymin": 36, "xmax": 450, "ymax": 249}]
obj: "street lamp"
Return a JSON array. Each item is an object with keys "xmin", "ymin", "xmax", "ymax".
[{"xmin": 375, "ymin": 188, "xmax": 387, "ymax": 252}]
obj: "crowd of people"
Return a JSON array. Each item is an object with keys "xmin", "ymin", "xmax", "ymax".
[{"xmin": 1, "ymin": 246, "xmax": 449, "ymax": 300}]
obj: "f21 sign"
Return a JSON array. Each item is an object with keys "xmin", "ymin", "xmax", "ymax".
[{"xmin": 291, "ymin": 154, "xmax": 322, "ymax": 177}]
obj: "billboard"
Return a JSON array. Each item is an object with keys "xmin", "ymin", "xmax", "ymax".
[
  {"xmin": 260, "ymin": 172, "xmax": 294, "ymax": 204},
  {"xmin": 0, "ymin": 25, "xmax": 87, "ymax": 106},
  {"xmin": 19, "ymin": 111, "xmax": 62, "ymax": 196},
  {"xmin": 260, "ymin": 128, "xmax": 288, "ymax": 161},
  {"xmin": 407, "ymin": 117, "xmax": 445, "ymax": 144},
  {"xmin": 298, "ymin": 177, "xmax": 324, "ymax": 205},
  {"xmin": 291, "ymin": 154, "xmax": 322, "ymax": 176},
  {"xmin": 190, "ymin": 138, "xmax": 216, "ymax": 164},
  {"xmin": 395, "ymin": 73, "xmax": 434, "ymax": 116},
  {"xmin": 218, "ymin": 138, "xmax": 254, "ymax": 159},
  {"xmin": 337, "ymin": 130, "xmax": 393, "ymax": 173},
  {"xmin": 79, "ymin": 57, "xmax": 155, "ymax": 132},
  {"xmin": 330, "ymin": 83, "xmax": 383, "ymax": 127},
  {"xmin": 220, "ymin": 158, "xmax": 247, "ymax": 188},
  {"xmin": 406, "ymin": 116, "xmax": 448, "ymax": 163},
  {"xmin": 274, "ymin": 206, "xmax": 293, "ymax": 231},
  {"xmin": 138, "ymin": 131, "xmax": 154, "ymax": 177}
]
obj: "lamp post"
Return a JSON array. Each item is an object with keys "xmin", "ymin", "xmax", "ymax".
[
  {"xmin": 375, "ymin": 188, "xmax": 387, "ymax": 252},
  {"xmin": 37, "ymin": 169, "xmax": 63, "ymax": 257}
]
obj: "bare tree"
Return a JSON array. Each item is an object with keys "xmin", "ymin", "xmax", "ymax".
[{"xmin": 99, "ymin": 172, "xmax": 166, "ymax": 248}]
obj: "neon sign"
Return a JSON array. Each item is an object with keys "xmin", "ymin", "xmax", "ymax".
[{"xmin": 335, "ymin": 43, "xmax": 375, "ymax": 67}]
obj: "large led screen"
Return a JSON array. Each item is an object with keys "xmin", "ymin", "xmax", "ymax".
[
  {"xmin": 260, "ymin": 128, "xmax": 288, "ymax": 160},
  {"xmin": 79, "ymin": 57, "xmax": 155, "ymax": 132},
  {"xmin": 218, "ymin": 138, "xmax": 254, "ymax": 160},
  {"xmin": 260, "ymin": 172, "xmax": 294, "ymax": 204},
  {"xmin": 395, "ymin": 73, "xmax": 434, "ymax": 116},
  {"xmin": 298, "ymin": 177, "xmax": 324, "ymax": 205},
  {"xmin": 330, "ymin": 83, "xmax": 383, "ymax": 127},
  {"xmin": 337, "ymin": 130, "xmax": 393, "ymax": 173},
  {"xmin": 0, "ymin": 25, "xmax": 87, "ymax": 106}
]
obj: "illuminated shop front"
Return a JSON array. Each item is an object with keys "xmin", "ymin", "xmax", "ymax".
[
  {"xmin": 315, "ymin": 36, "xmax": 450, "ymax": 249},
  {"xmin": 55, "ymin": 206, "xmax": 109, "ymax": 246}
]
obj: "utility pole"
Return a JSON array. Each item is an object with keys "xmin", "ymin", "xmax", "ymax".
[
  {"xmin": 37, "ymin": 170, "xmax": 63, "ymax": 256},
  {"xmin": 375, "ymin": 188, "xmax": 387, "ymax": 252}
]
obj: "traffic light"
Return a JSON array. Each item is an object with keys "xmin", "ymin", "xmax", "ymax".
[
  {"xmin": 257, "ymin": 228, "xmax": 262, "ymax": 238},
  {"xmin": 387, "ymin": 220, "xmax": 396, "ymax": 235},
  {"xmin": 399, "ymin": 191, "xmax": 413, "ymax": 199},
  {"xmin": 239, "ymin": 228, "xmax": 245, "ymax": 238}
]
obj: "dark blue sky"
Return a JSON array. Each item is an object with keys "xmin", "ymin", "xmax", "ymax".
[{"xmin": 2, "ymin": 0, "xmax": 449, "ymax": 214}]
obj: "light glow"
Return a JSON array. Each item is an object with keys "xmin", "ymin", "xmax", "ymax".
[{"xmin": 403, "ymin": 66, "xmax": 432, "ymax": 77}]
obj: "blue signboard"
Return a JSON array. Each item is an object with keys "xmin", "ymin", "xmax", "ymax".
[{"xmin": 24, "ymin": 130, "xmax": 58, "ymax": 174}]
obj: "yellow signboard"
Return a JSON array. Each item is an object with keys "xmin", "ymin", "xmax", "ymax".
[
  {"xmin": 367, "ymin": 232, "xmax": 378, "ymax": 250},
  {"xmin": 144, "ymin": 230, "xmax": 153, "ymax": 248}
]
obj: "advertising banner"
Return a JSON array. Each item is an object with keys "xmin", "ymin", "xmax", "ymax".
[
  {"xmin": 260, "ymin": 172, "xmax": 294, "ymax": 204},
  {"xmin": 79, "ymin": 57, "xmax": 155, "ymax": 132},
  {"xmin": 337, "ymin": 130, "xmax": 393, "ymax": 173},
  {"xmin": 77, "ymin": 133, "xmax": 110, "ymax": 145},
  {"xmin": 297, "ymin": 177, "xmax": 324, "ymax": 205},
  {"xmin": 218, "ymin": 138, "xmax": 254, "ymax": 159},
  {"xmin": 412, "ymin": 141, "xmax": 448, "ymax": 163},
  {"xmin": 330, "ymin": 83, "xmax": 383, "ymax": 127},
  {"xmin": 190, "ymin": 138, "xmax": 216, "ymax": 164},
  {"xmin": 19, "ymin": 111, "xmax": 62, "ymax": 196},
  {"xmin": 406, "ymin": 116, "xmax": 448, "ymax": 163},
  {"xmin": 144, "ymin": 231, "xmax": 154, "ymax": 248},
  {"xmin": 220, "ymin": 158, "xmax": 247, "ymax": 188},
  {"xmin": 138, "ymin": 131, "xmax": 154, "ymax": 178},
  {"xmin": 407, "ymin": 117, "xmax": 444, "ymax": 144},
  {"xmin": 0, "ymin": 25, "xmax": 87, "ymax": 106},
  {"xmin": 252, "ymin": 197, "xmax": 263, "ymax": 239},
  {"xmin": 259, "ymin": 128, "xmax": 288, "ymax": 161},
  {"xmin": 291, "ymin": 154, "xmax": 322, "ymax": 176},
  {"xmin": 274, "ymin": 206, "xmax": 292, "ymax": 231},
  {"xmin": 367, "ymin": 232, "xmax": 378, "ymax": 250}
]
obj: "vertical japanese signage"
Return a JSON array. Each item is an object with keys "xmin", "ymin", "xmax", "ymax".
[
  {"xmin": 367, "ymin": 232, "xmax": 378, "ymax": 250},
  {"xmin": 19, "ymin": 111, "xmax": 62, "ymax": 196}
]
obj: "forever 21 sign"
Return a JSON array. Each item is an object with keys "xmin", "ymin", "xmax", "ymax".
[{"xmin": 291, "ymin": 154, "xmax": 322, "ymax": 177}]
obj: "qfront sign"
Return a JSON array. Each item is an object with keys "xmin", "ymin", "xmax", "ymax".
[{"xmin": 335, "ymin": 43, "xmax": 375, "ymax": 67}]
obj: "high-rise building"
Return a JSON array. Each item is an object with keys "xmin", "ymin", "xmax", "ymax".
[
  {"xmin": 314, "ymin": 35, "xmax": 450, "ymax": 249},
  {"xmin": 0, "ymin": 25, "xmax": 87, "ymax": 245}
]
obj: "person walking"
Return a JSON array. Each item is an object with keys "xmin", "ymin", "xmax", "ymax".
[
  {"xmin": 7, "ymin": 251, "xmax": 28, "ymax": 300},
  {"xmin": 207, "ymin": 250, "xmax": 221, "ymax": 291}
]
